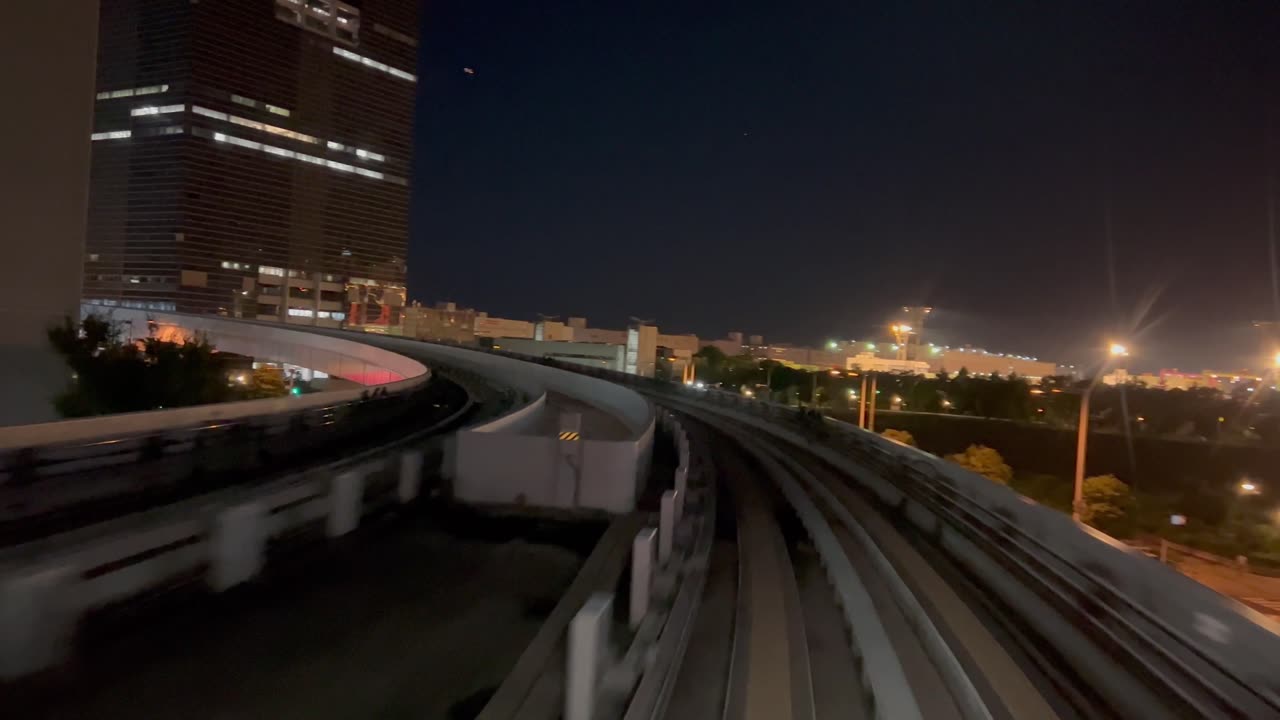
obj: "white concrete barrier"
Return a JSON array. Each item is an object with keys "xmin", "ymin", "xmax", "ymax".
[
  {"xmin": 398, "ymin": 449, "xmax": 424, "ymax": 503},
  {"xmin": 630, "ymin": 528, "xmax": 656, "ymax": 629},
  {"xmin": 566, "ymin": 592, "xmax": 614, "ymax": 720},
  {"xmin": 327, "ymin": 470, "xmax": 365, "ymax": 538},
  {"xmin": 209, "ymin": 501, "xmax": 267, "ymax": 591},
  {"xmin": 0, "ymin": 564, "xmax": 76, "ymax": 679},
  {"xmin": 659, "ymin": 491, "xmax": 676, "ymax": 565}
]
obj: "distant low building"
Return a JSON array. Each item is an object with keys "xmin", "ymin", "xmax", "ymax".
[
  {"xmin": 845, "ymin": 354, "xmax": 930, "ymax": 374},
  {"xmin": 492, "ymin": 338, "xmax": 626, "ymax": 372},
  {"xmin": 402, "ymin": 301, "xmax": 476, "ymax": 344},
  {"xmin": 474, "ymin": 314, "xmax": 535, "ymax": 340},
  {"xmin": 930, "ymin": 348, "xmax": 1056, "ymax": 380}
]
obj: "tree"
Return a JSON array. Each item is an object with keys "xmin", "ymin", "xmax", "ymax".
[
  {"xmin": 947, "ymin": 444, "xmax": 1013, "ymax": 484},
  {"xmin": 47, "ymin": 313, "xmax": 249, "ymax": 417},
  {"xmin": 1080, "ymin": 474, "xmax": 1132, "ymax": 534},
  {"xmin": 244, "ymin": 367, "xmax": 288, "ymax": 399},
  {"xmin": 881, "ymin": 428, "xmax": 916, "ymax": 447}
]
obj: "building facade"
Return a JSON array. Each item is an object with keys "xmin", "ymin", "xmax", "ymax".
[{"xmin": 85, "ymin": 0, "xmax": 419, "ymax": 328}]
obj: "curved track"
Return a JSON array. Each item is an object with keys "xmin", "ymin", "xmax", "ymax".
[{"xmin": 661, "ymin": 402, "xmax": 1115, "ymax": 720}]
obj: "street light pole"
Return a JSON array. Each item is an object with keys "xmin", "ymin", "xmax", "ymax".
[
  {"xmin": 1073, "ymin": 342, "xmax": 1129, "ymax": 522},
  {"xmin": 867, "ymin": 373, "xmax": 878, "ymax": 432},
  {"xmin": 858, "ymin": 372, "xmax": 868, "ymax": 428},
  {"xmin": 1072, "ymin": 389, "xmax": 1091, "ymax": 521}
]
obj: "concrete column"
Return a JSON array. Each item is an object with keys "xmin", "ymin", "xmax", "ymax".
[
  {"xmin": 398, "ymin": 449, "xmax": 424, "ymax": 503},
  {"xmin": 209, "ymin": 501, "xmax": 267, "ymax": 591},
  {"xmin": 630, "ymin": 528, "xmax": 656, "ymax": 629},
  {"xmin": 659, "ymin": 490, "xmax": 676, "ymax": 565},
  {"xmin": 674, "ymin": 465, "xmax": 688, "ymax": 495},
  {"xmin": 0, "ymin": 564, "xmax": 76, "ymax": 679},
  {"xmin": 565, "ymin": 592, "xmax": 613, "ymax": 720},
  {"xmin": 327, "ymin": 470, "xmax": 364, "ymax": 537}
]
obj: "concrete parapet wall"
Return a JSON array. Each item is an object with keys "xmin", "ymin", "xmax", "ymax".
[{"xmin": 0, "ymin": 308, "xmax": 430, "ymax": 451}]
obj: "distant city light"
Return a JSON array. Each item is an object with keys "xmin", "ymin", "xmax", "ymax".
[{"xmin": 1109, "ymin": 342, "xmax": 1129, "ymax": 357}]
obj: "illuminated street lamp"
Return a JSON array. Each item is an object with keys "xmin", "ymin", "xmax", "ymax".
[
  {"xmin": 1239, "ymin": 480, "xmax": 1261, "ymax": 496},
  {"xmin": 1073, "ymin": 341, "xmax": 1130, "ymax": 521}
]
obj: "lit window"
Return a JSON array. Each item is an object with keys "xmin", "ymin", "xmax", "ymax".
[
  {"xmin": 276, "ymin": 0, "xmax": 360, "ymax": 45},
  {"xmin": 288, "ymin": 307, "xmax": 315, "ymax": 317},
  {"xmin": 355, "ymin": 148, "xmax": 384, "ymax": 162},
  {"xmin": 91, "ymin": 130, "xmax": 132, "ymax": 140},
  {"xmin": 193, "ymin": 106, "xmax": 228, "ymax": 121},
  {"xmin": 327, "ymin": 140, "xmax": 344, "ymax": 151},
  {"xmin": 332, "ymin": 312, "xmax": 347, "ymax": 321},
  {"xmin": 259, "ymin": 265, "xmax": 285, "ymax": 277},
  {"xmin": 96, "ymin": 84, "xmax": 170, "ymax": 100},
  {"xmin": 132, "ymin": 104, "xmax": 184, "ymax": 116},
  {"xmin": 196, "ymin": 128, "xmax": 407, "ymax": 184},
  {"xmin": 332, "ymin": 47, "xmax": 416, "ymax": 83}
]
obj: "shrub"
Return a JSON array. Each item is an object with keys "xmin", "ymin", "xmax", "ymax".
[
  {"xmin": 947, "ymin": 444, "xmax": 1013, "ymax": 484},
  {"xmin": 881, "ymin": 428, "xmax": 916, "ymax": 447}
]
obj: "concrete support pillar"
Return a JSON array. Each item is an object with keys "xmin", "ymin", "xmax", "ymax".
[
  {"xmin": 327, "ymin": 470, "xmax": 364, "ymax": 537},
  {"xmin": 0, "ymin": 564, "xmax": 76, "ymax": 679},
  {"xmin": 398, "ymin": 449, "xmax": 424, "ymax": 503},
  {"xmin": 659, "ymin": 490, "xmax": 676, "ymax": 565},
  {"xmin": 674, "ymin": 465, "xmax": 688, "ymax": 495},
  {"xmin": 209, "ymin": 501, "xmax": 267, "ymax": 591},
  {"xmin": 565, "ymin": 592, "xmax": 613, "ymax": 720},
  {"xmin": 630, "ymin": 528, "xmax": 656, "ymax": 628}
]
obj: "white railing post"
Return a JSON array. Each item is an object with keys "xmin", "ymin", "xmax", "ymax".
[
  {"xmin": 0, "ymin": 564, "xmax": 75, "ymax": 679},
  {"xmin": 659, "ymin": 490, "xmax": 676, "ymax": 565},
  {"xmin": 209, "ymin": 501, "xmax": 267, "ymax": 591},
  {"xmin": 566, "ymin": 592, "xmax": 613, "ymax": 720},
  {"xmin": 327, "ymin": 469, "xmax": 364, "ymax": 537},
  {"xmin": 631, "ymin": 528, "xmax": 657, "ymax": 628},
  {"xmin": 398, "ymin": 449, "xmax": 424, "ymax": 503}
]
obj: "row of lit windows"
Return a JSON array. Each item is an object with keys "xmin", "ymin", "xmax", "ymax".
[
  {"xmin": 96, "ymin": 84, "xmax": 170, "ymax": 100},
  {"xmin": 231, "ymin": 94, "xmax": 291, "ymax": 118},
  {"xmin": 221, "ymin": 260, "xmax": 252, "ymax": 271},
  {"xmin": 197, "ymin": 128, "xmax": 406, "ymax": 185},
  {"xmin": 288, "ymin": 307, "xmax": 346, "ymax": 320},
  {"xmin": 87, "ymin": 298, "xmax": 177, "ymax": 312},
  {"xmin": 326, "ymin": 141, "xmax": 384, "ymax": 163},
  {"xmin": 333, "ymin": 47, "xmax": 416, "ymax": 83},
  {"xmin": 193, "ymin": 105, "xmax": 319, "ymax": 144},
  {"xmin": 277, "ymin": 0, "xmax": 360, "ymax": 45},
  {"xmin": 132, "ymin": 104, "xmax": 185, "ymax": 117},
  {"xmin": 91, "ymin": 126, "xmax": 184, "ymax": 141},
  {"xmin": 192, "ymin": 105, "xmax": 386, "ymax": 162}
]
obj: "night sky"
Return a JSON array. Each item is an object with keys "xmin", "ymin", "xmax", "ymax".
[{"xmin": 411, "ymin": 1, "xmax": 1280, "ymax": 372}]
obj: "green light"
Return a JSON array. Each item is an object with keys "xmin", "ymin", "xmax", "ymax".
[
  {"xmin": 866, "ymin": 343, "xmax": 875, "ymax": 350},
  {"xmin": 290, "ymin": 386, "xmax": 302, "ymax": 395}
]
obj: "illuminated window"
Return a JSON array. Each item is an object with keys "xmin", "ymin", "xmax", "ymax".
[
  {"xmin": 230, "ymin": 93, "xmax": 293, "ymax": 117},
  {"xmin": 196, "ymin": 128, "xmax": 407, "ymax": 185},
  {"xmin": 91, "ymin": 130, "xmax": 132, "ymax": 140},
  {"xmin": 132, "ymin": 104, "xmax": 184, "ymax": 116},
  {"xmin": 332, "ymin": 47, "xmax": 416, "ymax": 83},
  {"xmin": 96, "ymin": 84, "xmax": 170, "ymax": 100},
  {"xmin": 276, "ymin": 0, "xmax": 360, "ymax": 45},
  {"xmin": 287, "ymin": 307, "xmax": 315, "ymax": 317},
  {"xmin": 259, "ymin": 265, "xmax": 286, "ymax": 277}
]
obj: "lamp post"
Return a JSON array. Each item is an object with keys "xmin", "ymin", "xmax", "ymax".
[{"xmin": 1073, "ymin": 342, "xmax": 1129, "ymax": 521}]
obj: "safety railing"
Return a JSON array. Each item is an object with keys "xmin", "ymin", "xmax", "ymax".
[
  {"xmin": 672, "ymin": 384, "xmax": 1280, "ymax": 719},
  {"xmin": 0, "ymin": 376, "xmax": 473, "ymax": 546},
  {"xmin": 0, "ymin": 381, "xmax": 477, "ymax": 681}
]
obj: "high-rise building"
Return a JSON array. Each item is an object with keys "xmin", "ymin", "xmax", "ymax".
[{"xmin": 85, "ymin": 0, "xmax": 419, "ymax": 328}]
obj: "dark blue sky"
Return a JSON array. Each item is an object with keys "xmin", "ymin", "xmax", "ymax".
[{"xmin": 410, "ymin": 1, "xmax": 1280, "ymax": 371}]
